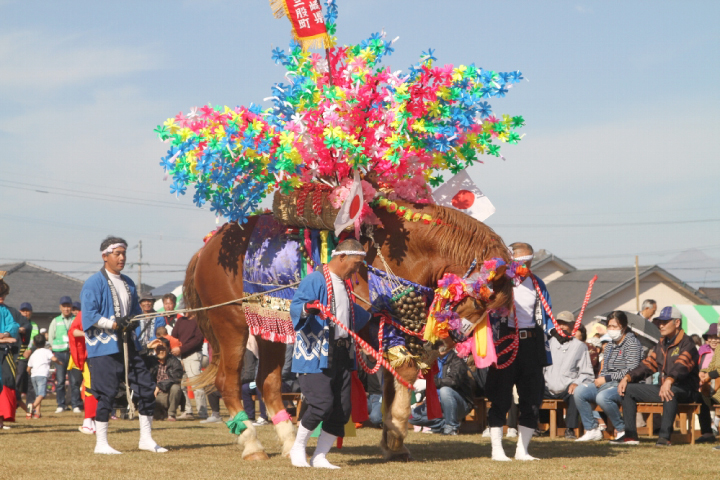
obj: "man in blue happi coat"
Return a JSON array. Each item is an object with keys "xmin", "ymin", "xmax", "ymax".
[
  {"xmin": 288, "ymin": 239, "xmax": 370, "ymax": 469},
  {"xmin": 81, "ymin": 236, "xmax": 166, "ymax": 454}
]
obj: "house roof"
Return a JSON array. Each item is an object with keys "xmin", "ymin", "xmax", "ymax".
[
  {"xmin": 699, "ymin": 288, "xmax": 720, "ymax": 304},
  {"xmin": 532, "ymin": 250, "xmax": 576, "ymax": 274},
  {"xmin": 545, "ymin": 265, "xmax": 711, "ymax": 315},
  {"xmin": 0, "ymin": 262, "xmax": 84, "ymax": 314}
]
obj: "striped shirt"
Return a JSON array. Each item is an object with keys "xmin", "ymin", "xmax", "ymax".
[{"xmin": 600, "ymin": 331, "xmax": 643, "ymax": 382}]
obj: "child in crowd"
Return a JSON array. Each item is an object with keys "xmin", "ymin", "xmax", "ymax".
[
  {"xmin": 156, "ymin": 326, "xmax": 182, "ymax": 353},
  {"xmin": 26, "ymin": 335, "xmax": 57, "ymax": 418}
]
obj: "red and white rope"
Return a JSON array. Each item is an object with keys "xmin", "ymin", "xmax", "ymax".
[{"xmin": 530, "ymin": 273, "xmax": 597, "ymax": 338}]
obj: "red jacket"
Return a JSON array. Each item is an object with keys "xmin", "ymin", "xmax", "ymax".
[{"xmin": 68, "ymin": 313, "xmax": 87, "ymax": 370}]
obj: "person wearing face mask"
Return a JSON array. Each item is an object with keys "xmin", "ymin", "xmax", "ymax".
[
  {"xmin": 573, "ymin": 311, "xmax": 642, "ymax": 442},
  {"xmin": 612, "ymin": 306, "xmax": 712, "ymax": 446},
  {"xmin": 486, "ymin": 242, "xmax": 560, "ymax": 462}
]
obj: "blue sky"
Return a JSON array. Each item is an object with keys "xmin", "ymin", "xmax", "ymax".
[{"xmin": 1, "ymin": 0, "xmax": 719, "ymax": 289}]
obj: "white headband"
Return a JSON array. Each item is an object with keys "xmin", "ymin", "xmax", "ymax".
[
  {"xmin": 514, "ymin": 254, "xmax": 533, "ymax": 262},
  {"xmin": 102, "ymin": 243, "xmax": 128, "ymax": 255},
  {"xmin": 331, "ymin": 250, "xmax": 366, "ymax": 257}
]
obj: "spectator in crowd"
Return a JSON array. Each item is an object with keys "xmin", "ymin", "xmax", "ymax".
[
  {"xmin": 574, "ymin": 311, "xmax": 642, "ymax": 441},
  {"xmin": 27, "ymin": 335, "xmax": 57, "ymax": 419},
  {"xmin": 699, "ymin": 324, "xmax": 718, "ymax": 371},
  {"xmin": 542, "ymin": 311, "xmax": 594, "ymax": 440},
  {"xmin": 40, "ymin": 328, "xmax": 48, "ymax": 340},
  {"xmin": 200, "ymin": 343, "xmax": 223, "ymax": 424},
  {"xmin": 638, "ymin": 299, "xmax": 657, "ymax": 322},
  {"xmin": 241, "ymin": 335, "xmax": 268, "ymax": 426},
  {"xmin": 612, "ymin": 306, "xmax": 713, "ymax": 446},
  {"xmin": 48, "ymin": 296, "xmax": 83, "ymax": 413},
  {"xmin": 575, "ymin": 325, "xmax": 600, "ymax": 377},
  {"xmin": 358, "ymin": 350, "xmax": 383, "ymax": 428},
  {"xmin": 148, "ymin": 338, "xmax": 183, "ymax": 421},
  {"xmin": 135, "ymin": 294, "xmax": 165, "ymax": 356},
  {"xmin": 409, "ymin": 338, "xmax": 474, "ymax": 435},
  {"xmin": 72, "ymin": 301, "xmax": 81, "ymax": 317},
  {"xmin": 155, "ymin": 326, "xmax": 182, "ymax": 355},
  {"xmin": 172, "ymin": 312, "xmax": 208, "ymax": 419},
  {"xmin": 68, "ymin": 310, "xmax": 99, "ymax": 434},
  {"xmin": 700, "ymin": 323, "xmax": 720, "ymax": 447},
  {"xmin": 15, "ymin": 302, "xmax": 36, "ymax": 404},
  {"xmin": 692, "ymin": 334, "xmax": 703, "ymax": 348},
  {"xmin": 0, "ymin": 276, "xmax": 21, "ymax": 429},
  {"xmin": 162, "ymin": 294, "xmax": 179, "ymax": 335}
]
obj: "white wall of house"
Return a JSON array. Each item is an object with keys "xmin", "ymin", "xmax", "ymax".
[
  {"xmin": 533, "ymin": 261, "xmax": 567, "ymax": 284},
  {"xmin": 581, "ymin": 272, "xmax": 707, "ymax": 319}
]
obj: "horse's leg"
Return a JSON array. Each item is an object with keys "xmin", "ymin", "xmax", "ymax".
[
  {"xmin": 256, "ymin": 337, "xmax": 295, "ymax": 457},
  {"xmin": 380, "ymin": 364, "xmax": 419, "ymax": 462},
  {"xmin": 209, "ymin": 306, "xmax": 268, "ymax": 460}
]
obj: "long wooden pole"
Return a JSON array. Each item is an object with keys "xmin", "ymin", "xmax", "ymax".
[{"xmin": 635, "ymin": 255, "xmax": 640, "ymax": 312}]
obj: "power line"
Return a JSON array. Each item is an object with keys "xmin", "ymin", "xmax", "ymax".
[
  {"xmin": 0, "ymin": 258, "xmax": 189, "ymax": 267},
  {"xmin": 491, "ymin": 218, "xmax": 720, "ymax": 228}
]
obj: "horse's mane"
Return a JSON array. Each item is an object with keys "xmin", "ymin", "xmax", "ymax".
[
  {"xmin": 421, "ymin": 203, "xmax": 510, "ymax": 267},
  {"xmin": 420, "ymin": 203, "xmax": 513, "ymax": 312}
]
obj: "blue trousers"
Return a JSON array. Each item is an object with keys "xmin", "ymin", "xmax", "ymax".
[
  {"xmin": 410, "ymin": 386, "xmax": 471, "ymax": 433},
  {"xmin": 573, "ymin": 381, "xmax": 625, "ymax": 431},
  {"xmin": 53, "ymin": 350, "xmax": 82, "ymax": 409},
  {"xmin": 242, "ymin": 383, "xmax": 267, "ymax": 420},
  {"xmin": 88, "ymin": 350, "xmax": 155, "ymax": 422},
  {"xmin": 367, "ymin": 393, "xmax": 382, "ymax": 427}
]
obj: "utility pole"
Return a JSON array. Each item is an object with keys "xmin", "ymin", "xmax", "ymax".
[{"xmin": 635, "ymin": 255, "xmax": 640, "ymax": 312}]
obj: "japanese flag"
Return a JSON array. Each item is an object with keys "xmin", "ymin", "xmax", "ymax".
[
  {"xmin": 334, "ymin": 170, "xmax": 364, "ymax": 236},
  {"xmin": 432, "ymin": 170, "xmax": 495, "ymax": 222}
]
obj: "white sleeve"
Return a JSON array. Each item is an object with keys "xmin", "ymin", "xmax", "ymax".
[{"xmin": 95, "ymin": 317, "xmax": 115, "ymax": 330}]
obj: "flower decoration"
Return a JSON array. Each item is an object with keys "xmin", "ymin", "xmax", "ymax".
[{"xmin": 154, "ymin": 1, "xmax": 525, "ymax": 223}]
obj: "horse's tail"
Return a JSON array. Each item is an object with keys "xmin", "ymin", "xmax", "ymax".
[{"xmin": 183, "ymin": 250, "xmax": 219, "ymax": 392}]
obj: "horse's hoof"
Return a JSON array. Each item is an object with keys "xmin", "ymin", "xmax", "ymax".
[
  {"xmin": 387, "ymin": 452, "xmax": 413, "ymax": 463},
  {"xmin": 244, "ymin": 451, "xmax": 270, "ymax": 461}
]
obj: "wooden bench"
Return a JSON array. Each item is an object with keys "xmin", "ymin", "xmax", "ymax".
[{"xmin": 636, "ymin": 403, "xmax": 700, "ymax": 445}]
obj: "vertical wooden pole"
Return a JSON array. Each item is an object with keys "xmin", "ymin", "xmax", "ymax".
[{"xmin": 635, "ymin": 255, "xmax": 640, "ymax": 312}]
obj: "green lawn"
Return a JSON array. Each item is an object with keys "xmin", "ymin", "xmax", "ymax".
[{"xmin": 0, "ymin": 410, "xmax": 711, "ymax": 480}]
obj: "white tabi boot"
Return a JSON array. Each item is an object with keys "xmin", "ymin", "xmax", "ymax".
[
  {"xmin": 290, "ymin": 423, "xmax": 312, "ymax": 467},
  {"xmin": 138, "ymin": 415, "xmax": 168, "ymax": 453},
  {"xmin": 310, "ymin": 430, "xmax": 340, "ymax": 469},
  {"xmin": 515, "ymin": 425, "xmax": 538, "ymax": 461},
  {"xmin": 490, "ymin": 427, "xmax": 511, "ymax": 461},
  {"xmin": 94, "ymin": 421, "xmax": 121, "ymax": 454}
]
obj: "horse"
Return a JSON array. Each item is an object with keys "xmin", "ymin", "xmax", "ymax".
[{"xmin": 183, "ymin": 198, "xmax": 514, "ymax": 461}]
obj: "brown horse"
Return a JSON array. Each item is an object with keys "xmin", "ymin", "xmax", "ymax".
[{"xmin": 183, "ymin": 198, "xmax": 513, "ymax": 461}]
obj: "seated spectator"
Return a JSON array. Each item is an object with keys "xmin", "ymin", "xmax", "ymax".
[
  {"xmin": 612, "ymin": 306, "xmax": 713, "ymax": 446},
  {"xmin": 575, "ymin": 325, "xmax": 600, "ymax": 377},
  {"xmin": 692, "ymin": 334, "xmax": 703, "ymax": 348},
  {"xmin": 410, "ymin": 338, "xmax": 473, "ymax": 435},
  {"xmin": 542, "ymin": 311, "xmax": 594, "ymax": 440},
  {"xmin": 700, "ymin": 324, "xmax": 720, "ymax": 447},
  {"xmin": 148, "ymin": 338, "xmax": 184, "ymax": 421},
  {"xmin": 574, "ymin": 311, "xmax": 642, "ymax": 441},
  {"xmin": 358, "ymin": 350, "xmax": 383, "ymax": 428}
]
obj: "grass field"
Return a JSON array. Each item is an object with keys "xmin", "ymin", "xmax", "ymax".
[{"xmin": 0, "ymin": 408, "xmax": 711, "ymax": 480}]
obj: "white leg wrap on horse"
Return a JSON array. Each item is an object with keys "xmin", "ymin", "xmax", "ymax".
[
  {"xmin": 138, "ymin": 415, "xmax": 168, "ymax": 453},
  {"xmin": 239, "ymin": 422, "xmax": 266, "ymax": 458},
  {"xmin": 490, "ymin": 427, "xmax": 510, "ymax": 461},
  {"xmin": 275, "ymin": 420, "xmax": 296, "ymax": 457},
  {"xmin": 310, "ymin": 431, "xmax": 340, "ymax": 469},
  {"xmin": 515, "ymin": 425, "xmax": 538, "ymax": 461},
  {"xmin": 94, "ymin": 421, "xmax": 121, "ymax": 454},
  {"xmin": 290, "ymin": 423, "xmax": 311, "ymax": 467}
]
